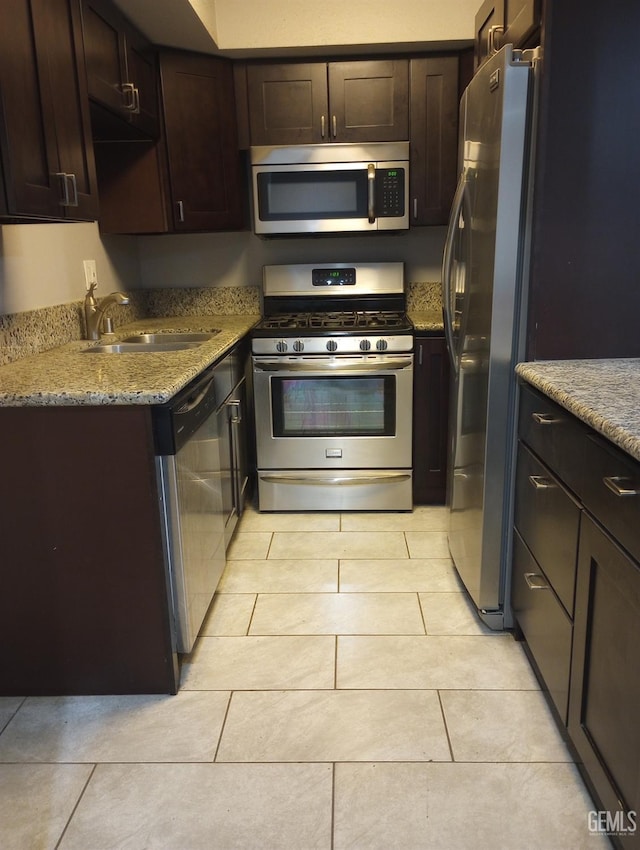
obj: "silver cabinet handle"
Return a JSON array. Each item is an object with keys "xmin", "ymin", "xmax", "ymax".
[
  {"xmin": 603, "ymin": 476, "xmax": 640, "ymax": 497},
  {"xmin": 177, "ymin": 200, "xmax": 185, "ymax": 222},
  {"xmin": 321, "ymin": 114, "xmax": 325, "ymax": 138},
  {"xmin": 488, "ymin": 25, "xmax": 504, "ymax": 54},
  {"xmin": 367, "ymin": 163, "xmax": 376, "ymax": 224},
  {"xmin": 56, "ymin": 172, "xmax": 70, "ymax": 206},
  {"xmin": 67, "ymin": 173, "xmax": 78, "ymax": 206},
  {"xmin": 122, "ymin": 82, "xmax": 136, "ymax": 111},
  {"xmin": 532, "ymin": 412, "xmax": 560, "ymax": 426},
  {"xmin": 413, "ymin": 197, "xmax": 418, "ymax": 219},
  {"xmin": 524, "ymin": 572, "xmax": 549, "ymax": 590},
  {"xmin": 122, "ymin": 82, "xmax": 141, "ymax": 114},
  {"xmin": 56, "ymin": 173, "xmax": 78, "ymax": 207},
  {"xmin": 332, "ymin": 114, "xmax": 337, "ymax": 137},
  {"xmin": 227, "ymin": 400, "xmax": 242, "ymax": 425},
  {"xmin": 528, "ymin": 475, "xmax": 556, "ymax": 491}
]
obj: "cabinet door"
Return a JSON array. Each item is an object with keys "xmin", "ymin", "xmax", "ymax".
[
  {"xmin": 329, "ymin": 60, "xmax": 409, "ymax": 143},
  {"xmin": 0, "ymin": 0, "xmax": 97, "ymax": 220},
  {"xmin": 37, "ymin": 0, "xmax": 98, "ymax": 220},
  {"xmin": 82, "ymin": 0, "xmax": 128, "ymax": 116},
  {"xmin": 474, "ymin": 0, "xmax": 504, "ymax": 70},
  {"xmin": 247, "ymin": 62, "xmax": 329, "ymax": 145},
  {"xmin": 569, "ymin": 515, "xmax": 640, "ymax": 844},
  {"xmin": 412, "ymin": 336, "xmax": 449, "ymax": 504},
  {"xmin": 123, "ymin": 23, "xmax": 159, "ymax": 137},
  {"xmin": 82, "ymin": 0, "xmax": 158, "ymax": 138},
  {"xmin": 502, "ymin": 0, "xmax": 541, "ymax": 49},
  {"xmin": 409, "ymin": 56, "xmax": 459, "ymax": 226},
  {"xmin": 160, "ymin": 50, "xmax": 243, "ymax": 232}
]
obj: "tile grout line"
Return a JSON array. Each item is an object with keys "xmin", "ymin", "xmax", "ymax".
[
  {"xmin": 53, "ymin": 762, "xmax": 98, "ymax": 850},
  {"xmin": 436, "ymin": 690, "xmax": 456, "ymax": 764},
  {"xmin": 212, "ymin": 691, "xmax": 235, "ymax": 763}
]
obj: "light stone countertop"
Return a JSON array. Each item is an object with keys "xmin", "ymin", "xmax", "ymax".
[
  {"xmin": 0, "ymin": 315, "xmax": 260, "ymax": 407},
  {"xmin": 516, "ymin": 359, "xmax": 640, "ymax": 462},
  {"xmin": 408, "ymin": 308, "xmax": 444, "ymax": 332}
]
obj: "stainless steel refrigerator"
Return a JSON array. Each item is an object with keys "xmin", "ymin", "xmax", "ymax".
[{"xmin": 442, "ymin": 45, "xmax": 540, "ymax": 630}]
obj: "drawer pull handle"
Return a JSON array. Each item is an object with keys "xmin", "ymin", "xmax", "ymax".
[
  {"xmin": 532, "ymin": 412, "xmax": 560, "ymax": 426},
  {"xmin": 603, "ymin": 476, "xmax": 640, "ymax": 497},
  {"xmin": 524, "ymin": 572, "xmax": 549, "ymax": 590},
  {"xmin": 528, "ymin": 475, "xmax": 556, "ymax": 491}
]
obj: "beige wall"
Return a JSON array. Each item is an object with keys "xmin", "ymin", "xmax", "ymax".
[
  {"xmin": 136, "ymin": 228, "xmax": 447, "ymax": 290},
  {"xmin": 212, "ymin": 0, "xmax": 477, "ymax": 53},
  {"xmin": 0, "ymin": 223, "xmax": 140, "ymax": 315},
  {"xmin": 117, "ymin": 0, "xmax": 476, "ymax": 54}
]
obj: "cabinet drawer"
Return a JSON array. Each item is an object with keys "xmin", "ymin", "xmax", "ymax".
[
  {"xmin": 514, "ymin": 442, "xmax": 580, "ymax": 615},
  {"xmin": 512, "ymin": 530, "xmax": 573, "ymax": 724},
  {"xmin": 581, "ymin": 435, "xmax": 640, "ymax": 564},
  {"xmin": 518, "ymin": 383, "xmax": 586, "ymax": 493}
]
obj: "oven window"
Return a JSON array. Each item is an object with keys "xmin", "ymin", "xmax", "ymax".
[
  {"xmin": 257, "ymin": 170, "xmax": 368, "ymax": 221},
  {"xmin": 271, "ymin": 375, "xmax": 396, "ymax": 437}
]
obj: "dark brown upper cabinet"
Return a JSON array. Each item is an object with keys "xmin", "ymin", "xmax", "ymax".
[
  {"xmin": 82, "ymin": 0, "xmax": 159, "ymax": 139},
  {"xmin": 160, "ymin": 50, "xmax": 243, "ymax": 232},
  {"xmin": 245, "ymin": 59, "xmax": 409, "ymax": 146},
  {"xmin": 409, "ymin": 55, "xmax": 459, "ymax": 226},
  {"xmin": 0, "ymin": 0, "xmax": 98, "ymax": 221},
  {"xmin": 474, "ymin": 0, "xmax": 541, "ymax": 70},
  {"xmin": 95, "ymin": 50, "xmax": 244, "ymax": 234}
]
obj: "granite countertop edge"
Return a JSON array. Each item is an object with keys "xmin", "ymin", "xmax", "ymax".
[
  {"xmin": 516, "ymin": 359, "xmax": 640, "ymax": 462},
  {"xmin": 0, "ymin": 315, "xmax": 260, "ymax": 407}
]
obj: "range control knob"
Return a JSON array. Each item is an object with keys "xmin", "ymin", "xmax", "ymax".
[
  {"xmin": 376, "ymin": 339, "xmax": 389, "ymax": 351},
  {"xmin": 326, "ymin": 339, "xmax": 338, "ymax": 352},
  {"xmin": 275, "ymin": 339, "xmax": 288, "ymax": 353},
  {"xmin": 292, "ymin": 339, "xmax": 305, "ymax": 353},
  {"xmin": 359, "ymin": 339, "xmax": 372, "ymax": 352}
]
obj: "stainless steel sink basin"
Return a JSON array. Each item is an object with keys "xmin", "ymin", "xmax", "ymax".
[
  {"xmin": 121, "ymin": 332, "xmax": 220, "ymax": 344},
  {"xmin": 83, "ymin": 342, "xmax": 200, "ymax": 354}
]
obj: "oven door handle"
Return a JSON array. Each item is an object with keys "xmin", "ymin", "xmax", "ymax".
[
  {"xmin": 253, "ymin": 357, "xmax": 413, "ymax": 372},
  {"xmin": 259, "ymin": 473, "xmax": 412, "ymax": 486}
]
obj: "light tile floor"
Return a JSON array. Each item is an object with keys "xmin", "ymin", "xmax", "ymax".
[{"xmin": 0, "ymin": 506, "xmax": 611, "ymax": 850}]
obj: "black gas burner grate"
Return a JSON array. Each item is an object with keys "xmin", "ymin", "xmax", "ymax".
[{"xmin": 257, "ymin": 310, "xmax": 411, "ymax": 332}]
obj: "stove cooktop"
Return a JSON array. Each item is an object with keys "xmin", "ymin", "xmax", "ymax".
[{"xmin": 253, "ymin": 310, "xmax": 413, "ymax": 336}]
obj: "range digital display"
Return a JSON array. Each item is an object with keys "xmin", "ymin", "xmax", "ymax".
[{"xmin": 311, "ymin": 267, "xmax": 356, "ymax": 286}]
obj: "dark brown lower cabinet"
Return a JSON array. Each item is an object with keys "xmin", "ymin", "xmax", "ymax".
[
  {"xmin": 514, "ymin": 381, "xmax": 640, "ymax": 849},
  {"xmin": 412, "ymin": 335, "xmax": 449, "ymax": 504},
  {"xmin": 569, "ymin": 515, "xmax": 640, "ymax": 849},
  {"xmin": 0, "ymin": 405, "xmax": 178, "ymax": 695}
]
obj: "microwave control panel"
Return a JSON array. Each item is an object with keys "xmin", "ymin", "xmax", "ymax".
[{"xmin": 376, "ymin": 168, "xmax": 405, "ymax": 217}]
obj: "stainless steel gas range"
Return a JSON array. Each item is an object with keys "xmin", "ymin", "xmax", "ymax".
[{"xmin": 251, "ymin": 262, "xmax": 414, "ymax": 512}]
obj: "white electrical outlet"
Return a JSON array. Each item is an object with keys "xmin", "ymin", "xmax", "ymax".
[{"xmin": 83, "ymin": 259, "xmax": 97, "ymax": 289}]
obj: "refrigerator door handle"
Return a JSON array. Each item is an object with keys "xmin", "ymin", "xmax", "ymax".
[{"xmin": 442, "ymin": 171, "xmax": 467, "ymax": 374}]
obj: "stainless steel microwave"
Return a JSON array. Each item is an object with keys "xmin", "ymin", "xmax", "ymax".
[{"xmin": 250, "ymin": 142, "xmax": 409, "ymax": 235}]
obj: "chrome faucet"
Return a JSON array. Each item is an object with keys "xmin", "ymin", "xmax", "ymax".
[{"xmin": 84, "ymin": 284, "xmax": 130, "ymax": 340}]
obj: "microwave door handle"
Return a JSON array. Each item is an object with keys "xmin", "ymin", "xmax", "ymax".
[{"xmin": 367, "ymin": 163, "xmax": 376, "ymax": 223}]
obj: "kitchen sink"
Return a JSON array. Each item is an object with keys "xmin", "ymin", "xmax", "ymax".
[
  {"xmin": 121, "ymin": 332, "xmax": 220, "ymax": 344},
  {"xmin": 83, "ymin": 342, "xmax": 201, "ymax": 354}
]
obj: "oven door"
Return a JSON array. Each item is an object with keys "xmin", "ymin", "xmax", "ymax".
[
  {"xmin": 252, "ymin": 161, "xmax": 408, "ymax": 235},
  {"xmin": 253, "ymin": 354, "xmax": 413, "ymax": 470}
]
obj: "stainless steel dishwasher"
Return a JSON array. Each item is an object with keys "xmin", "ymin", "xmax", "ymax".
[{"xmin": 153, "ymin": 351, "xmax": 247, "ymax": 654}]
